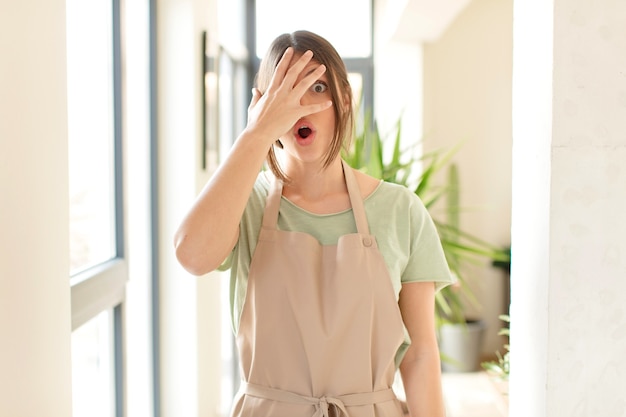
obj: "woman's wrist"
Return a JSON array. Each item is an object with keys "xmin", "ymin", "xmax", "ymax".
[{"xmin": 240, "ymin": 123, "xmax": 280, "ymax": 148}]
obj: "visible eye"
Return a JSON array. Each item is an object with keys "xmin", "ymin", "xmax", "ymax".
[{"xmin": 310, "ymin": 81, "xmax": 328, "ymax": 94}]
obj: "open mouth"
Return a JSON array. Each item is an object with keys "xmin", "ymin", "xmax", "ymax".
[{"xmin": 298, "ymin": 126, "xmax": 312, "ymax": 139}]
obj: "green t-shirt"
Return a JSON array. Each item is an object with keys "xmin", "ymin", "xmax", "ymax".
[{"xmin": 220, "ymin": 172, "xmax": 454, "ymax": 364}]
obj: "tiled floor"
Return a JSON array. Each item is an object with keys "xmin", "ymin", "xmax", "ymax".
[{"xmin": 442, "ymin": 372, "xmax": 508, "ymax": 417}]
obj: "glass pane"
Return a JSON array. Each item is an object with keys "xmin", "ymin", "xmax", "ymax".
[
  {"xmin": 72, "ymin": 310, "xmax": 115, "ymax": 417},
  {"xmin": 348, "ymin": 72, "xmax": 367, "ymax": 128},
  {"xmin": 256, "ymin": 0, "xmax": 371, "ymax": 58},
  {"xmin": 348, "ymin": 72, "xmax": 363, "ymax": 107},
  {"xmin": 66, "ymin": 0, "xmax": 117, "ymax": 275}
]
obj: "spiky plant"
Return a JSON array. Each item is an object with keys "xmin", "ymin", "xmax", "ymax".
[{"xmin": 343, "ymin": 112, "xmax": 509, "ymax": 326}]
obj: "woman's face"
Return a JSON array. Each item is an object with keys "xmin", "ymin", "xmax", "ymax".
[{"xmin": 277, "ymin": 56, "xmax": 336, "ymax": 167}]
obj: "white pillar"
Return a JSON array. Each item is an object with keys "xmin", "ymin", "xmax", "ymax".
[
  {"xmin": 0, "ymin": 2, "xmax": 73, "ymax": 416},
  {"xmin": 511, "ymin": 1, "xmax": 626, "ymax": 416}
]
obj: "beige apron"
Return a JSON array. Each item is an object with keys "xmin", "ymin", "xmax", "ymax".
[{"xmin": 232, "ymin": 160, "xmax": 406, "ymax": 417}]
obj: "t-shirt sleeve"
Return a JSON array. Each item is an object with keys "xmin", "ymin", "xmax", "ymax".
[
  {"xmin": 217, "ymin": 247, "xmax": 235, "ymax": 271},
  {"xmin": 217, "ymin": 172, "xmax": 268, "ymax": 273},
  {"xmin": 401, "ymin": 191, "xmax": 455, "ymax": 292}
]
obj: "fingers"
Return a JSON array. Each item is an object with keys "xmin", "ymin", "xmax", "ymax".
[
  {"xmin": 248, "ymin": 88, "xmax": 261, "ymax": 109},
  {"xmin": 267, "ymin": 47, "xmax": 294, "ymax": 92},
  {"xmin": 280, "ymin": 50, "xmax": 314, "ymax": 89},
  {"xmin": 293, "ymin": 63, "xmax": 327, "ymax": 96},
  {"xmin": 247, "ymin": 88, "xmax": 262, "ymax": 122},
  {"xmin": 248, "ymin": 48, "xmax": 333, "ymax": 138},
  {"xmin": 267, "ymin": 48, "xmax": 316, "ymax": 93},
  {"xmin": 301, "ymin": 100, "xmax": 333, "ymax": 117}
]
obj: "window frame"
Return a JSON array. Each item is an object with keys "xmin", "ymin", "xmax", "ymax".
[{"xmin": 68, "ymin": 0, "xmax": 127, "ymax": 415}]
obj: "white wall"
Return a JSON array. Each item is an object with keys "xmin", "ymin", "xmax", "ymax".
[
  {"xmin": 422, "ymin": 0, "xmax": 513, "ymax": 356},
  {"xmin": 156, "ymin": 0, "xmax": 223, "ymax": 415},
  {"xmin": 510, "ymin": 0, "xmax": 626, "ymax": 416},
  {"xmin": 0, "ymin": 2, "xmax": 73, "ymax": 416}
]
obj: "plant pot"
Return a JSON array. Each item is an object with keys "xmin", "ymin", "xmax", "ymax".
[{"xmin": 439, "ymin": 319, "xmax": 486, "ymax": 372}]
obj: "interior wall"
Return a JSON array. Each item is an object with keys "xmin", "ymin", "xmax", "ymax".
[
  {"xmin": 156, "ymin": 0, "xmax": 223, "ymax": 415},
  {"xmin": 0, "ymin": 2, "xmax": 73, "ymax": 416},
  {"xmin": 422, "ymin": 0, "xmax": 513, "ymax": 356},
  {"xmin": 510, "ymin": 0, "xmax": 626, "ymax": 415}
]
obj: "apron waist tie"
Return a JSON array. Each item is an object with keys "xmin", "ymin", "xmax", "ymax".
[{"xmin": 239, "ymin": 381, "xmax": 396, "ymax": 417}]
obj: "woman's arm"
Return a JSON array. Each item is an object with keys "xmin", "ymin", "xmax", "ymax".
[
  {"xmin": 173, "ymin": 48, "xmax": 332, "ymax": 275},
  {"xmin": 398, "ymin": 281, "xmax": 446, "ymax": 417}
]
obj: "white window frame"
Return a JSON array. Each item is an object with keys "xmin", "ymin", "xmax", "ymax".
[{"xmin": 69, "ymin": 0, "xmax": 128, "ymax": 415}]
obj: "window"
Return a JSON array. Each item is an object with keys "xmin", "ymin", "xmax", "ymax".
[
  {"xmin": 71, "ymin": 309, "xmax": 117, "ymax": 417},
  {"xmin": 66, "ymin": 0, "xmax": 126, "ymax": 415},
  {"xmin": 255, "ymin": 0, "xmax": 372, "ymax": 58},
  {"xmin": 67, "ymin": 0, "xmax": 117, "ymax": 276}
]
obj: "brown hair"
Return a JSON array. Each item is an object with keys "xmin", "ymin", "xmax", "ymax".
[{"xmin": 255, "ymin": 31, "xmax": 354, "ymax": 182}]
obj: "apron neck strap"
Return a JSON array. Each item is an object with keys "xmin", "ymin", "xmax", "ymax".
[
  {"xmin": 341, "ymin": 159, "xmax": 370, "ymax": 235},
  {"xmin": 263, "ymin": 171, "xmax": 283, "ymax": 229},
  {"xmin": 262, "ymin": 160, "xmax": 370, "ymax": 235}
]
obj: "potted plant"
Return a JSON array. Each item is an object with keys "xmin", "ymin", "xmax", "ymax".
[
  {"xmin": 482, "ymin": 314, "xmax": 510, "ymax": 401},
  {"xmin": 343, "ymin": 113, "xmax": 510, "ymax": 371},
  {"xmin": 481, "ymin": 314, "xmax": 510, "ymax": 379}
]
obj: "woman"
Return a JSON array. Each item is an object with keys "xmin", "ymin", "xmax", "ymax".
[{"xmin": 174, "ymin": 30, "xmax": 453, "ymax": 417}]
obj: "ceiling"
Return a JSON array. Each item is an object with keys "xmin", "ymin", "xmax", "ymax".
[{"xmin": 378, "ymin": 0, "xmax": 473, "ymax": 43}]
